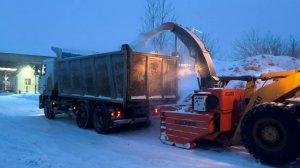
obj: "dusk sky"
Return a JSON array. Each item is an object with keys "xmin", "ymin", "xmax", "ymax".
[{"xmin": 0, "ymin": 0, "xmax": 299, "ymax": 59}]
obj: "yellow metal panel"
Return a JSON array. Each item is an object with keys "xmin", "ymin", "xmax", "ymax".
[
  {"xmin": 260, "ymin": 68, "xmax": 300, "ymax": 80},
  {"xmin": 231, "ymin": 69, "xmax": 300, "ymax": 144}
]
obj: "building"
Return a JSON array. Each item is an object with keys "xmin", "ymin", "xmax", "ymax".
[{"xmin": 0, "ymin": 52, "xmax": 54, "ymax": 94}]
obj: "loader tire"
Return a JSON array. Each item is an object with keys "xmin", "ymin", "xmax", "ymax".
[
  {"xmin": 76, "ymin": 104, "xmax": 92, "ymax": 129},
  {"xmin": 44, "ymin": 98, "xmax": 55, "ymax": 119},
  {"xmin": 241, "ymin": 103, "xmax": 300, "ymax": 165},
  {"xmin": 93, "ymin": 105, "xmax": 111, "ymax": 134}
]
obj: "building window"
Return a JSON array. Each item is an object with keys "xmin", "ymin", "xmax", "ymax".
[{"xmin": 25, "ymin": 78, "xmax": 31, "ymax": 85}]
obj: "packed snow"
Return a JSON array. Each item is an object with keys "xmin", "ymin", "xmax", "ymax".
[
  {"xmin": 0, "ymin": 55, "xmax": 299, "ymax": 168},
  {"xmin": 293, "ymin": 97, "xmax": 300, "ymax": 102},
  {"xmin": 0, "ymin": 93, "xmax": 268, "ymax": 168}
]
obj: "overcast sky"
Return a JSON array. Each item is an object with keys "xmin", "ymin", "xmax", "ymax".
[{"xmin": 0, "ymin": 0, "xmax": 299, "ymax": 59}]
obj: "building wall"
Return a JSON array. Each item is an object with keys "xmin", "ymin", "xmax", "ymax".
[
  {"xmin": 0, "ymin": 52, "xmax": 53, "ymax": 94},
  {"xmin": 16, "ymin": 65, "xmax": 38, "ymax": 93}
]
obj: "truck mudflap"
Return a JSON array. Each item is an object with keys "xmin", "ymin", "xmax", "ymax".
[
  {"xmin": 39, "ymin": 95, "xmax": 45, "ymax": 109},
  {"xmin": 159, "ymin": 104, "xmax": 214, "ymax": 149}
]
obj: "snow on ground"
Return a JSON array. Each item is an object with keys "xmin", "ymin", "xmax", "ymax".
[
  {"xmin": 291, "ymin": 97, "xmax": 300, "ymax": 102},
  {"xmin": 0, "ymin": 55, "xmax": 299, "ymax": 168},
  {"xmin": 0, "ymin": 93, "xmax": 270, "ymax": 168}
]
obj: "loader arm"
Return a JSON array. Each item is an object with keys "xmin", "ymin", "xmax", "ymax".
[
  {"xmin": 230, "ymin": 68, "xmax": 300, "ymax": 144},
  {"xmin": 260, "ymin": 68, "xmax": 300, "ymax": 80}
]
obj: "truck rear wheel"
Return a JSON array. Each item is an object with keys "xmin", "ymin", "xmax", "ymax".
[
  {"xmin": 76, "ymin": 104, "xmax": 92, "ymax": 129},
  {"xmin": 241, "ymin": 103, "xmax": 300, "ymax": 165},
  {"xmin": 44, "ymin": 98, "xmax": 55, "ymax": 119},
  {"xmin": 93, "ymin": 105, "xmax": 111, "ymax": 134}
]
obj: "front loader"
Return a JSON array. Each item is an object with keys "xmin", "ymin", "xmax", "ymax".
[
  {"xmin": 160, "ymin": 69, "xmax": 300, "ymax": 164},
  {"xmin": 153, "ymin": 22, "xmax": 300, "ymax": 165}
]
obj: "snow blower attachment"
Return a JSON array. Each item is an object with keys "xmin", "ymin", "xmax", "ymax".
[
  {"xmin": 160, "ymin": 88, "xmax": 245, "ymax": 149},
  {"xmin": 154, "ymin": 22, "xmax": 300, "ymax": 165},
  {"xmin": 160, "ymin": 68, "xmax": 300, "ymax": 165}
]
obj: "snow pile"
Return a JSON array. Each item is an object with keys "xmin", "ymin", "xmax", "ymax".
[
  {"xmin": 178, "ymin": 55, "xmax": 300, "ymax": 102},
  {"xmin": 215, "ymin": 55, "xmax": 300, "ymax": 76}
]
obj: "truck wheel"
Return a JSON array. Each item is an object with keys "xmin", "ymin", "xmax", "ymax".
[
  {"xmin": 76, "ymin": 104, "xmax": 92, "ymax": 129},
  {"xmin": 241, "ymin": 103, "xmax": 300, "ymax": 165},
  {"xmin": 93, "ymin": 105, "xmax": 111, "ymax": 134},
  {"xmin": 44, "ymin": 98, "xmax": 55, "ymax": 119}
]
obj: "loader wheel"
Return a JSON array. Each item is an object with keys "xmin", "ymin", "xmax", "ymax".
[
  {"xmin": 241, "ymin": 103, "xmax": 300, "ymax": 165},
  {"xmin": 44, "ymin": 98, "xmax": 55, "ymax": 119},
  {"xmin": 76, "ymin": 104, "xmax": 92, "ymax": 129},
  {"xmin": 93, "ymin": 105, "xmax": 111, "ymax": 134}
]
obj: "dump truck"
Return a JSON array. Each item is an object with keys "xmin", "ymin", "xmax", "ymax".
[
  {"xmin": 150, "ymin": 22, "xmax": 300, "ymax": 165},
  {"xmin": 39, "ymin": 44, "xmax": 178, "ymax": 133}
]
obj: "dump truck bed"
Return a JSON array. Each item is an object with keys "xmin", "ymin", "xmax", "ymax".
[{"xmin": 55, "ymin": 45, "xmax": 178, "ymax": 106}]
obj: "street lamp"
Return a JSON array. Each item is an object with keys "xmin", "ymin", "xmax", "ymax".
[{"xmin": 21, "ymin": 66, "xmax": 31, "ymax": 76}]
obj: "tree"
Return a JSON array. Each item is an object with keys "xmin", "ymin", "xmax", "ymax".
[
  {"xmin": 233, "ymin": 31, "xmax": 295, "ymax": 58},
  {"xmin": 286, "ymin": 35, "xmax": 300, "ymax": 58},
  {"xmin": 263, "ymin": 33, "xmax": 284, "ymax": 56},
  {"xmin": 198, "ymin": 33, "xmax": 219, "ymax": 58},
  {"xmin": 234, "ymin": 30, "xmax": 263, "ymax": 58},
  {"xmin": 141, "ymin": 0, "xmax": 176, "ymax": 51}
]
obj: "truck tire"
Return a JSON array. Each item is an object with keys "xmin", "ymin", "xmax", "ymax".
[
  {"xmin": 44, "ymin": 98, "xmax": 55, "ymax": 119},
  {"xmin": 76, "ymin": 104, "xmax": 92, "ymax": 129},
  {"xmin": 241, "ymin": 103, "xmax": 300, "ymax": 165},
  {"xmin": 93, "ymin": 105, "xmax": 111, "ymax": 134}
]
